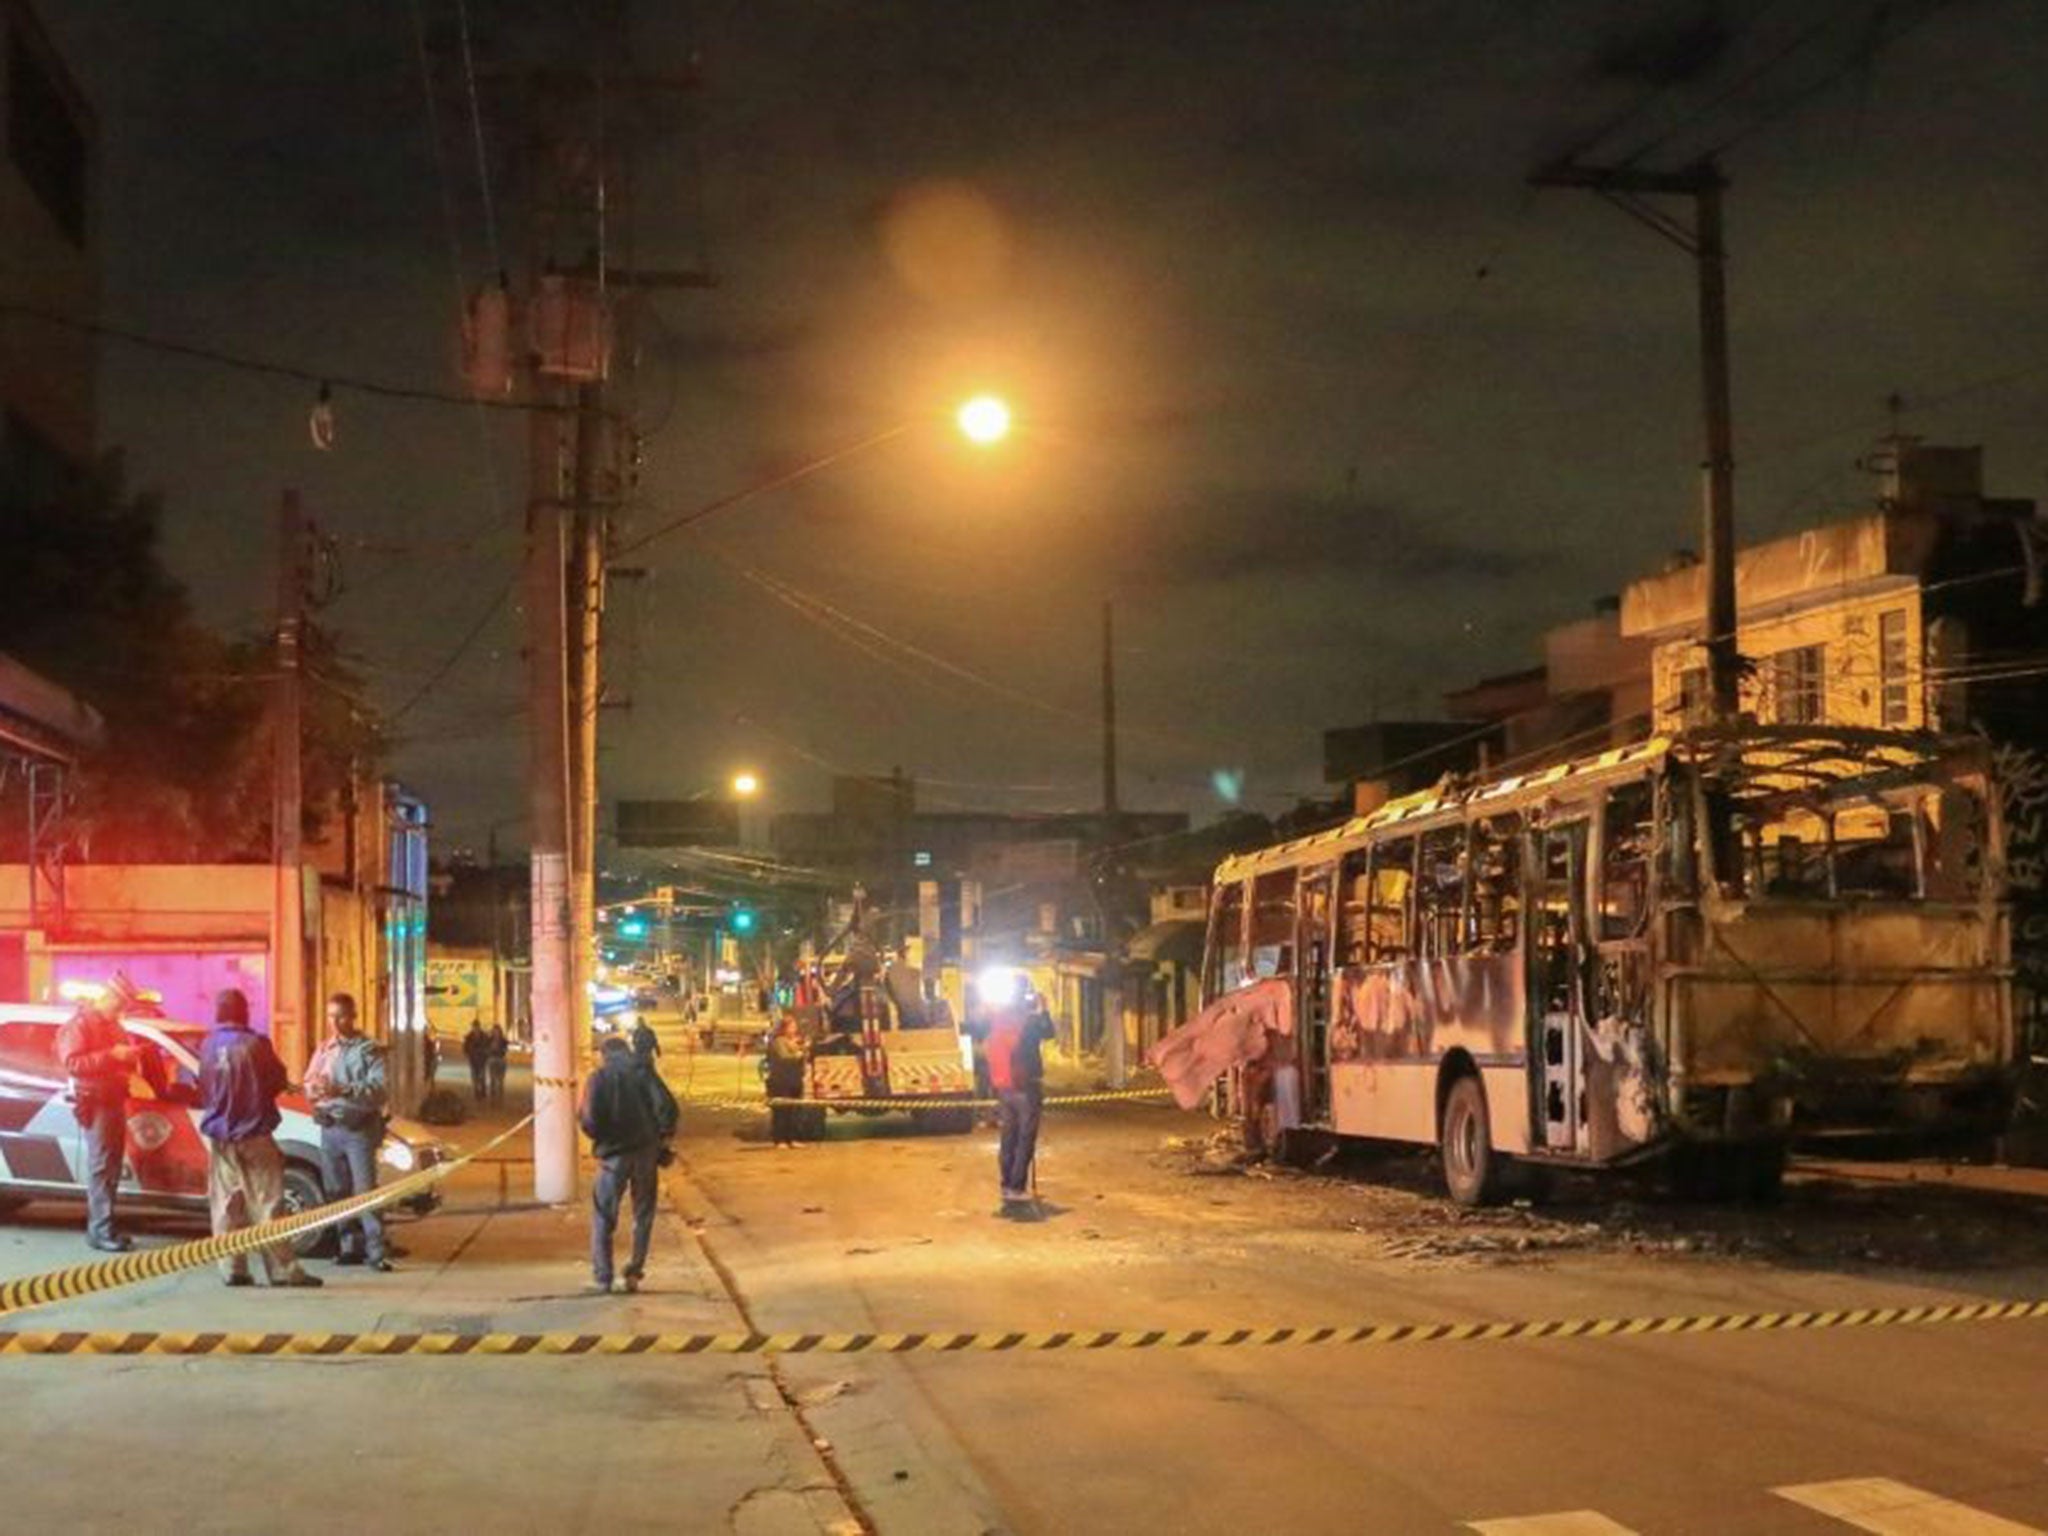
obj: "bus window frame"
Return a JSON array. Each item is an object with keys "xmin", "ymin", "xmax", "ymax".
[
  {"xmin": 1366, "ymin": 836, "xmax": 1418, "ymax": 964},
  {"xmin": 1204, "ymin": 878, "xmax": 1250, "ymax": 999}
]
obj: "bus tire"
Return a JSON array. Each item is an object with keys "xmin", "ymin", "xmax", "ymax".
[{"xmin": 1440, "ymin": 1074, "xmax": 1502, "ymax": 1207}]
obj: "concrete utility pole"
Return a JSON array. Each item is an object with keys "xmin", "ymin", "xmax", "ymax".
[
  {"xmin": 1101, "ymin": 599, "xmax": 1119, "ymax": 817},
  {"xmin": 271, "ymin": 491, "xmax": 310, "ymax": 1076},
  {"xmin": 1531, "ymin": 158, "xmax": 1741, "ymax": 719},
  {"xmin": 493, "ymin": 35, "xmax": 711, "ymax": 1204},
  {"xmin": 526, "ymin": 378, "xmax": 578, "ymax": 1203}
]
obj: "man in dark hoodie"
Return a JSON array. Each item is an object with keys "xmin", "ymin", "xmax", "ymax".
[
  {"xmin": 198, "ymin": 988, "xmax": 322, "ymax": 1288},
  {"xmin": 579, "ymin": 1034, "xmax": 679, "ymax": 1294}
]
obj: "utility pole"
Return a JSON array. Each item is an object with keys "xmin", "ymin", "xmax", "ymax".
[
  {"xmin": 488, "ymin": 42, "xmax": 710, "ymax": 1204},
  {"xmin": 271, "ymin": 491, "xmax": 310, "ymax": 1076},
  {"xmin": 1531, "ymin": 158, "xmax": 1741, "ymax": 719},
  {"xmin": 1099, "ymin": 597, "xmax": 1127, "ymax": 1088},
  {"xmin": 1101, "ymin": 599, "xmax": 1119, "ymax": 817},
  {"xmin": 526, "ymin": 376, "xmax": 578, "ymax": 1202}
]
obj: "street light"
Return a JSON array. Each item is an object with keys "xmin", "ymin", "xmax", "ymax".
[
  {"xmin": 955, "ymin": 393, "xmax": 1012, "ymax": 446},
  {"xmin": 731, "ymin": 771, "xmax": 761, "ymax": 798}
]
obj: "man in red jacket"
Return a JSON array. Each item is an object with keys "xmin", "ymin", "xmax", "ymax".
[{"xmin": 56, "ymin": 991, "xmax": 140, "ymax": 1252}]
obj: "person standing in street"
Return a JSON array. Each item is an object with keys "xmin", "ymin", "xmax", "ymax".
[
  {"xmin": 981, "ymin": 980, "xmax": 1056, "ymax": 1210},
  {"xmin": 630, "ymin": 1014, "xmax": 661, "ymax": 1065},
  {"xmin": 198, "ymin": 988, "xmax": 321, "ymax": 1289},
  {"xmin": 462, "ymin": 1019, "xmax": 490, "ymax": 1103},
  {"xmin": 56, "ymin": 989, "xmax": 139, "ymax": 1252},
  {"xmin": 764, "ymin": 1014, "xmax": 809, "ymax": 1148},
  {"xmin": 304, "ymin": 993, "xmax": 393, "ymax": 1272},
  {"xmin": 579, "ymin": 1034, "xmax": 678, "ymax": 1294},
  {"xmin": 486, "ymin": 1023, "xmax": 509, "ymax": 1105}
]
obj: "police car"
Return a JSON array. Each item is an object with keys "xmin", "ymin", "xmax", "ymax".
[{"xmin": 0, "ymin": 1003, "xmax": 445, "ymax": 1254}]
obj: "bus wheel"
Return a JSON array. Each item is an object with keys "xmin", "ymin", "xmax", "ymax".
[{"xmin": 1440, "ymin": 1075, "xmax": 1501, "ymax": 1207}]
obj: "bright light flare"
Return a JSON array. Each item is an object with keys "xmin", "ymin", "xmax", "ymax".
[
  {"xmin": 731, "ymin": 771, "xmax": 761, "ymax": 797},
  {"xmin": 975, "ymin": 964, "xmax": 1023, "ymax": 1007},
  {"xmin": 956, "ymin": 394, "xmax": 1012, "ymax": 445}
]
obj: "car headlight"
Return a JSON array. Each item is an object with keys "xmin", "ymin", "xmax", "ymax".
[{"xmin": 381, "ymin": 1141, "xmax": 418, "ymax": 1173}]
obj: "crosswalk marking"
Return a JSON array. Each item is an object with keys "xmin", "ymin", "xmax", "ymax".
[
  {"xmin": 1773, "ymin": 1478, "xmax": 2043, "ymax": 1536},
  {"xmin": 1466, "ymin": 1514, "xmax": 1639, "ymax": 1535}
]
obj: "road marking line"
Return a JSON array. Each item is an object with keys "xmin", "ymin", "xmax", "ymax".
[
  {"xmin": 1774, "ymin": 1478, "xmax": 2044, "ymax": 1535},
  {"xmin": 1467, "ymin": 1512, "xmax": 1639, "ymax": 1535}
]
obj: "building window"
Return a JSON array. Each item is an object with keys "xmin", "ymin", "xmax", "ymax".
[
  {"xmin": 1879, "ymin": 609, "xmax": 1911, "ymax": 727},
  {"xmin": 1771, "ymin": 644, "xmax": 1827, "ymax": 725},
  {"xmin": 7, "ymin": 26, "xmax": 86, "ymax": 247}
]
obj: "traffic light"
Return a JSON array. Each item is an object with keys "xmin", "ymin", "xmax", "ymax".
[
  {"xmin": 730, "ymin": 904, "xmax": 756, "ymax": 934},
  {"xmin": 618, "ymin": 916, "xmax": 648, "ymax": 939}
]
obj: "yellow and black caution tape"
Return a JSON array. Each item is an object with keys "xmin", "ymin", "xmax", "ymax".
[
  {"xmin": 0, "ymin": 1116, "xmax": 534, "ymax": 1320},
  {"xmin": 7, "ymin": 1296, "xmax": 2047, "ymax": 1359},
  {"xmin": 533, "ymin": 1075, "xmax": 579, "ymax": 1090},
  {"xmin": 672, "ymin": 1088, "xmax": 1176, "ymax": 1112}
]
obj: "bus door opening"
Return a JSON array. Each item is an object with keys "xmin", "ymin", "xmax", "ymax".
[
  {"xmin": 1294, "ymin": 868, "xmax": 1334, "ymax": 1124},
  {"xmin": 1531, "ymin": 820, "xmax": 1591, "ymax": 1154}
]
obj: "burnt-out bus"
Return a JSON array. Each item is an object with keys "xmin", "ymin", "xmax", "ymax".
[{"xmin": 1203, "ymin": 727, "xmax": 2013, "ymax": 1203}]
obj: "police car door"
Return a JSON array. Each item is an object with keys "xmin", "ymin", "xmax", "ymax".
[{"xmin": 0, "ymin": 1020, "xmax": 80, "ymax": 1198}]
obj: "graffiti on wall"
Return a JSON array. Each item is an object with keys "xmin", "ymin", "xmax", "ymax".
[{"xmin": 1994, "ymin": 741, "xmax": 2048, "ymax": 1048}]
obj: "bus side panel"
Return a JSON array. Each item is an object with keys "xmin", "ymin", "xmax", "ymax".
[
  {"xmin": 1326, "ymin": 954, "xmax": 1529, "ymax": 1151},
  {"xmin": 1678, "ymin": 906, "xmax": 2005, "ymax": 1083},
  {"xmin": 1325, "ymin": 1063, "xmax": 1532, "ymax": 1153}
]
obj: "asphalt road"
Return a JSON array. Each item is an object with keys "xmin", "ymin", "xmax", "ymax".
[{"xmin": 670, "ymin": 1093, "xmax": 2048, "ymax": 1535}]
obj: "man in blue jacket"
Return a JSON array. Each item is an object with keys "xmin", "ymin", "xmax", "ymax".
[
  {"xmin": 579, "ymin": 1034, "xmax": 679, "ymax": 1293},
  {"xmin": 199, "ymin": 988, "xmax": 321, "ymax": 1288}
]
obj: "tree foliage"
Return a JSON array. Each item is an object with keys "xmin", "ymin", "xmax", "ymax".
[{"xmin": 0, "ymin": 454, "xmax": 380, "ymax": 862}]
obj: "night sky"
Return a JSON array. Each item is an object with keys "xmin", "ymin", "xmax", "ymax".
[{"xmin": 42, "ymin": 1, "xmax": 2048, "ymax": 848}]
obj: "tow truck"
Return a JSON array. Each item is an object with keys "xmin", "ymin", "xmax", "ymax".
[{"xmin": 792, "ymin": 910, "xmax": 975, "ymax": 1135}]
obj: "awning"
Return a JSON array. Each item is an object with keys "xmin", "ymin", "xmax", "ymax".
[{"xmin": 1124, "ymin": 918, "xmax": 1205, "ymax": 968}]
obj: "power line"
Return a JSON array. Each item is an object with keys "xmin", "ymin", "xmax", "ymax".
[
  {"xmin": 389, "ymin": 574, "xmax": 517, "ymax": 722},
  {"xmin": 0, "ymin": 296, "xmax": 534, "ymax": 412}
]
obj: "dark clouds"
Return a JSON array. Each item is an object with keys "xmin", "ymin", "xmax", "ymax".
[
  {"xmin": 42, "ymin": 0, "xmax": 2048, "ymax": 828},
  {"xmin": 1102, "ymin": 486, "xmax": 1552, "ymax": 587}
]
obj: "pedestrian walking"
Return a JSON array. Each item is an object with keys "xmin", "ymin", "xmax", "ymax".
[
  {"xmin": 977, "ymin": 980, "xmax": 1055, "ymax": 1209},
  {"xmin": 198, "ymin": 988, "xmax": 321, "ymax": 1289},
  {"xmin": 56, "ymin": 988, "xmax": 139, "ymax": 1252},
  {"xmin": 579, "ymin": 1035, "xmax": 679, "ymax": 1294},
  {"xmin": 486, "ymin": 1023, "xmax": 509, "ymax": 1104},
  {"xmin": 764, "ymin": 1014, "xmax": 809, "ymax": 1148},
  {"xmin": 630, "ymin": 1014, "xmax": 661, "ymax": 1064},
  {"xmin": 462, "ymin": 1019, "xmax": 490, "ymax": 1103},
  {"xmin": 304, "ymin": 993, "xmax": 393, "ymax": 1272}
]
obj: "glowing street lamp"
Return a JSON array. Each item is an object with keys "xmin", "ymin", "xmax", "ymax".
[
  {"xmin": 955, "ymin": 393, "xmax": 1012, "ymax": 445},
  {"xmin": 731, "ymin": 771, "xmax": 761, "ymax": 798}
]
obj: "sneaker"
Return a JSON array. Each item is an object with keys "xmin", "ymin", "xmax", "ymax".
[
  {"xmin": 366, "ymin": 1259, "xmax": 394, "ymax": 1273},
  {"xmin": 334, "ymin": 1253, "xmax": 365, "ymax": 1267},
  {"xmin": 87, "ymin": 1234, "xmax": 134, "ymax": 1254},
  {"xmin": 223, "ymin": 1273, "xmax": 254, "ymax": 1288},
  {"xmin": 621, "ymin": 1272, "xmax": 642, "ymax": 1294},
  {"xmin": 586, "ymin": 1279, "xmax": 614, "ymax": 1296},
  {"xmin": 280, "ymin": 1271, "xmax": 325, "ymax": 1289}
]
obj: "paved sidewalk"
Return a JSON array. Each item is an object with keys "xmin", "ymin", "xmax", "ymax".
[{"xmin": 0, "ymin": 1157, "xmax": 860, "ymax": 1535}]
